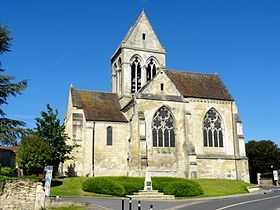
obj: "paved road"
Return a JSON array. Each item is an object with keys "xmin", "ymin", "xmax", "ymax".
[
  {"xmin": 63, "ymin": 188, "xmax": 280, "ymax": 210},
  {"xmin": 63, "ymin": 196, "xmax": 198, "ymax": 210},
  {"xmin": 177, "ymin": 188, "xmax": 280, "ymax": 210}
]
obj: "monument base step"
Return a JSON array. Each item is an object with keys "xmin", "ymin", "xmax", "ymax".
[
  {"xmin": 127, "ymin": 190, "xmax": 175, "ymax": 200},
  {"xmin": 126, "ymin": 194, "xmax": 175, "ymax": 200},
  {"xmin": 135, "ymin": 190, "xmax": 161, "ymax": 195}
]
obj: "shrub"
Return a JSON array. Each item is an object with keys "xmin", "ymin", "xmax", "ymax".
[
  {"xmin": 152, "ymin": 177, "xmax": 179, "ymax": 192},
  {"xmin": 111, "ymin": 176, "xmax": 144, "ymax": 195},
  {"xmin": 163, "ymin": 180, "xmax": 203, "ymax": 197},
  {"xmin": 260, "ymin": 172, "xmax": 272, "ymax": 179},
  {"xmin": 0, "ymin": 167, "xmax": 17, "ymax": 177},
  {"xmin": 82, "ymin": 177, "xmax": 125, "ymax": 196},
  {"xmin": 153, "ymin": 177, "xmax": 204, "ymax": 197},
  {"xmin": 82, "ymin": 176, "xmax": 203, "ymax": 197}
]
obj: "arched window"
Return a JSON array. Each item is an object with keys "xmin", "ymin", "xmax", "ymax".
[
  {"xmin": 107, "ymin": 126, "xmax": 112, "ymax": 146},
  {"xmin": 146, "ymin": 58, "xmax": 157, "ymax": 82},
  {"xmin": 203, "ymin": 108, "xmax": 223, "ymax": 147},
  {"xmin": 152, "ymin": 107, "xmax": 175, "ymax": 147},
  {"xmin": 131, "ymin": 57, "xmax": 141, "ymax": 93}
]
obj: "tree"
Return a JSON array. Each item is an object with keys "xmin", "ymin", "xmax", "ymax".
[
  {"xmin": 17, "ymin": 131, "xmax": 51, "ymax": 175},
  {"xmin": 246, "ymin": 140, "xmax": 280, "ymax": 183},
  {"xmin": 0, "ymin": 23, "xmax": 27, "ymax": 146},
  {"xmin": 35, "ymin": 104, "xmax": 75, "ymax": 174}
]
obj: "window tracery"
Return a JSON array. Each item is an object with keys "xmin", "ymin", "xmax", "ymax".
[
  {"xmin": 131, "ymin": 57, "xmax": 141, "ymax": 93},
  {"xmin": 146, "ymin": 58, "xmax": 157, "ymax": 82},
  {"xmin": 152, "ymin": 107, "xmax": 175, "ymax": 147},
  {"xmin": 203, "ymin": 108, "xmax": 223, "ymax": 147}
]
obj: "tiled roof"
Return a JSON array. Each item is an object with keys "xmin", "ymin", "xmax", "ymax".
[
  {"xmin": 164, "ymin": 70, "xmax": 234, "ymax": 101},
  {"xmin": 0, "ymin": 146, "xmax": 19, "ymax": 153},
  {"xmin": 71, "ymin": 88, "xmax": 128, "ymax": 122}
]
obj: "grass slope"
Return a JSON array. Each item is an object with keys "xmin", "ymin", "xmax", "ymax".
[
  {"xmin": 193, "ymin": 179, "xmax": 255, "ymax": 197},
  {"xmin": 51, "ymin": 177, "xmax": 254, "ymax": 198},
  {"xmin": 51, "ymin": 177, "xmax": 111, "ymax": 197}
]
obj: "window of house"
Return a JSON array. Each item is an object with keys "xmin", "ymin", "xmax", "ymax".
[
  {"xmin": 152, "ymin": 106, "xmax": 175, "ymax": 147},
  {"xmin": 203, "ymin": 108, "xmax": 223, "ymax": 147},
  {"xmin": 107, "ymin": 126, "xmax": 112, "ymax": 146},
  {"xmin": 160, "ymin": 83, "xmax": 164, "ymax": 91}
]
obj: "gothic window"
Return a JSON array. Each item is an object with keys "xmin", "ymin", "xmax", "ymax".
[
  {"xmin": 152, "ymin": 106, "xmax": 175, "ymax": 147},
  {"xmin": 131, "ymin": 57, "xmax": 141, "ymax": 93},
  {"xmin": 107, "ymin": 126, "xmax": 112, "ymax": 146},
  {"xmin": 203, "ymin": 108, "xmax": 223, "ymax": 147},
  {"xmin": 146, "ymin": 58, "xmax": 157, "ymax": 82}
]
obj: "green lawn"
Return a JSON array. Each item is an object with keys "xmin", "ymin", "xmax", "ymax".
[
  {"xmin": 193, "ymin": 179, "xmax": 255, "ymax": 197},
  {"xmin": 51, "ymin": 177, "xmax": 112, "ymax": 197},
  {"xmin": 51, "ymin": 177, "xmax": 254, "ymax": 198}
]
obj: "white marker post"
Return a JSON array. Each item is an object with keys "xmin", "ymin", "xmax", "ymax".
[{"xmin": 44, "ymin": 166, "xmax": 53, "ymax": 197}]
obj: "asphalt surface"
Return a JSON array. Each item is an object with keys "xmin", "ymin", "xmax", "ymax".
[
  {"xmin": 177, "ymin": 188, "xmax": 280, "ymax": 210},
  {"xmin": 63, "ymin": 187, "xmax": 280, "ymax": 210}
]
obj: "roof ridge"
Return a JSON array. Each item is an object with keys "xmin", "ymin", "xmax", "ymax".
[
  {"xmin": 165, "ymin": 69, "xmax": 217, "ymax": 76},
  {"xmin": 75, "ymin": 88, "xmax": 117, "ymax": 95}
]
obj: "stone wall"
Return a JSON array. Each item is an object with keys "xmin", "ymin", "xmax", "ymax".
[{"xmin": 0, "ymin": 179, "xmax": 44, "ymax": 210}]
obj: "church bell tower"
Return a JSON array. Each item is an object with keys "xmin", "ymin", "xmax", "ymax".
[{"xmin": 111, "ymin": 10, "xmax": 166, "ymax": 107}]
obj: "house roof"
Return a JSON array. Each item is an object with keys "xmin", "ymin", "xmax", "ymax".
[
  {"xmin": 164, "ymin": 70, "xmax": 234, "ymax": 101},
  {"xmin": 0, "ymin": 146, "xmax": 19, "ymax": 154},
  {"xmin": 71, "ymin": 88, "xmax": 128, "ymax": 122}
]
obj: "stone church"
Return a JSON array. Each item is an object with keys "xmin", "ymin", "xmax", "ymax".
[{"xmin": 63, "ymin": 11, "xmax": 249, "ymax": 182}]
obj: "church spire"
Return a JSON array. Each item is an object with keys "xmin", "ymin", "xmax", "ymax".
[
  {"xmin": 111, "ymin": 11, "xmax": 166, "ymax": 105},
  {"xmin": 116, "ymin": 10, "xmax": 165, "ymax": 53}
]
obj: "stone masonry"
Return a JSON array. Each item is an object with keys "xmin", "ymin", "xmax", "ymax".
[{"xmin": 0, "ymin": 179, "xmax": 44, "ymax": 210}]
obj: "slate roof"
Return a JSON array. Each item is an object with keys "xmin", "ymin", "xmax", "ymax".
[
  {"xmin": 71, "ymin": 88, "xmax": 128, "ymax": 122},
  {"xmin": 164, "ymin": 70, "xmax": 234, "ymax": 101}
]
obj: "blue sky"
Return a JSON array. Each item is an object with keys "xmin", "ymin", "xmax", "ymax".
[{"xmin": 1, "ymin": 0, "xmax": 279, "ymax": 144}]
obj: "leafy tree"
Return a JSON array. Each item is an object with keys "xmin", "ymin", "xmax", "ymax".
[
  {"xmin": 35, "ymin": 104, "xmax": 75, "ymax": 174},
  {"xmin": 0, "ymin": 23, "xmax": 27, "ymax": 146},
  {"xmin": 246, "ymin": 140, "xmax": 280, "ymax": 183},
  {"xmin": 17, "ymin": 131, "xmax": 51, "ymax": 175}
]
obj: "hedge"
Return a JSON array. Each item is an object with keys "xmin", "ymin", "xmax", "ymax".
[
  {"xmin": 82, "ymin": 176, "xmax": 203, "ymax": 197},
  {"xmin": 82, "ymin": 177, "xmax": 125, "ymax": 196},
  {"xmin": 0, "ymin": 167, "xmax": 17, "ymax": 177},
  {"xmin": 260, "ymin": 172, "xmax": 272, "ymax": 179}
]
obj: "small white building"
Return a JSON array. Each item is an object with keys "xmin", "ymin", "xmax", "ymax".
[{"xmin": 63, "ymin": 11, "xmax": 249, "ymax": 182}]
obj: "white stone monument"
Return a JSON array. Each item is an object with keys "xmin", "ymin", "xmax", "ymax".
[
  {"xmin": 144, "ymin": 167, "xmax": 153, "ymax": 191},
  {"xmin": 126, "ymin": 168, "xmax": 175, "ymax": 200}
]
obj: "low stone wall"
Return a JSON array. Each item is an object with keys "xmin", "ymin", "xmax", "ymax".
[
  {"xmin": 0, "ymin": 179, "xmax": 44, "ymax": 210},
  {"xmin": 260, "ymin": 178, "xmax": 274, "ymax": 186}
]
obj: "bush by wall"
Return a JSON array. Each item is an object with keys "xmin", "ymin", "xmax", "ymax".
[
  {"xmin": 260, "ymin": 172, "xmax": 272, "ymax": 179},
  {"xmin": 0, "ymin": 167, "xmax": 17, "ymax": 177}
]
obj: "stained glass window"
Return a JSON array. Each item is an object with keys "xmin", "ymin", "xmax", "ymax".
[
  {"xmin": 203, "ymin": 108, "xmax": 224, "ymax": 148},
  {"xmin": 152, "ymin": 106, "xmax": 175, "ymax": 147}
]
